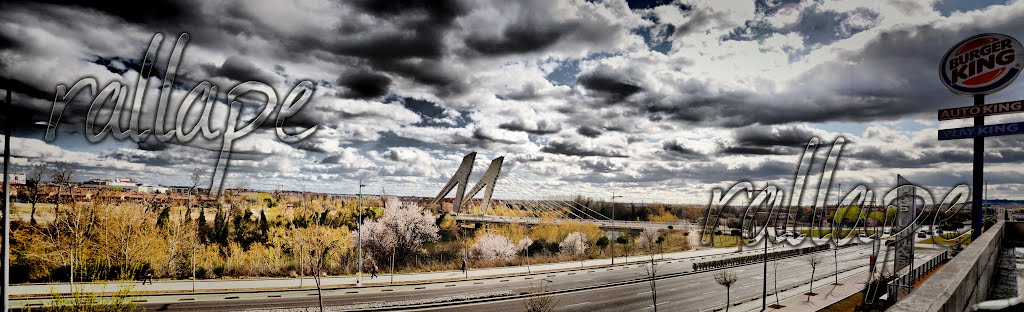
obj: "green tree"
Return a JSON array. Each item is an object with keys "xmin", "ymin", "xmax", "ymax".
[
  {"xmin": 259, "ymin": 210, "xmax": 270, "ymax": 243},
  {"xmin": 156, "ymin": 206, "xmax": 171, "ymax": 230},
  {"xmin": 596, "ymin": 236, "xmax": 610, "ymax": 254},
  {"xmin": 213, "ymin": 207, "xmax": 228, "ymax": 246},
  {"xmin": 197, "ymin": 208, "xmax": 210, "ymax": 243}
]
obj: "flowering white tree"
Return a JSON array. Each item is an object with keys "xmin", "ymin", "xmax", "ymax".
[
  {"xmin": 353, "ymin": 200, "xmax": 440, "ymax": 265},
  {"xmin": 559, "ymin": 232, "xmax": 588, "ymax": 256},
  {"xmin": 517, "ymin": 237, "xmax": 533, "ymax": 253},
  {"xmin": 637, "ymin": 228, "xmax": 660, "ymax": 253},
  {"xmin": 473, "ymin": 233, "xmax": 517, "ymax": 261}
]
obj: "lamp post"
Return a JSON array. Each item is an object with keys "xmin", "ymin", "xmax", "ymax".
[
  {"xmin": 2, "ymin": 89, "xmax": 11, "ymax": 310},
  {"xmin": 357, "ymin": 180, "xmax": 365, "ymax": 287},
  {"xmin": 611, "ymin": 193, "xmax": 623, "ymax": 265}
]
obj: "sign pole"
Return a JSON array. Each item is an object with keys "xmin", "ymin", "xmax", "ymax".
[{"xmin": 972, "ymin": 94, "xmax": 984, "ymax": 240}]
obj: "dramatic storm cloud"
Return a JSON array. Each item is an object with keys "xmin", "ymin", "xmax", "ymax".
[{"xmin": 1, "ymin": 0, "xmax": 1022, "ymax": 202}]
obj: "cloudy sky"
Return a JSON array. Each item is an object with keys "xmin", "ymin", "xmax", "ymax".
[{"xmin": 1, "ymin": 0, "xmax": 1023, "ymax": 204}]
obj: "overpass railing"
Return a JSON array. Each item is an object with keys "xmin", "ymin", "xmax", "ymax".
[
  {"xmin": 887, "ymin": 250, "xmax": 953, "ymax": 299},
  {"xmin": 887, "ymin": 221, "xmax": 1005, "ymax": 312}
]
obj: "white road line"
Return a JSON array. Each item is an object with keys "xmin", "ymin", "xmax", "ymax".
[{"xmin": 564, "ymin": 301, "xmax": 591, "ymax": 308}]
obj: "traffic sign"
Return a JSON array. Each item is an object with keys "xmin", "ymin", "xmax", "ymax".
[
  {"xmin": 937, "ymin": 121, "xmax": 1024, "ymax": 140},
  {"xmin": 938, "ymin": 99, "xmax": 1024, "ymax": 120}
]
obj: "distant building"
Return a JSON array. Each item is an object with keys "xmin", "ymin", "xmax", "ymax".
[
  {"xmin": 8, "ymin": 172, "xmax": 26, "ymax": 185},
  {"xmin": 81, "ymin": 177, "xmax": 169, "ymax": 193}
]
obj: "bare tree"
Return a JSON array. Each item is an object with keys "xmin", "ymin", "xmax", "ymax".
[
  {"xmin": 807, "ymin": 254, "xmax": 823, "ymax": 302},
  {"xmin": 50, "ymin": 162, "xmax": 75, "ymax": 213},
  {"xmin": 773, "ymin": 253, "xmax": 782, "ymax": 307},
  {"xmin": 26, "ymin": 163, "xmax": 50, "ymax": 225},
  {"xmin": 186, "ymin": 168, "xmax": 205, "ymax": 221},
  {"xmin": 521, "ymin": 283, "xmax": 558, "ymax": 312},
  {"xmin": 293, "ymin": 223, "xmax": 349, "ymax": 312},
  {"xmin": 53, "ymin": 197, "xmax": 96, "ymax": 289},
  {"xmin": 714, "ymin": 271, "xmax": 738, "ymax": 312},
  {"xmin": 640, "ymin": 251, "xmax": 662, "ymax": 311}
]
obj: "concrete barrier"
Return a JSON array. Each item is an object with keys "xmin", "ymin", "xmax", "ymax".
[{"xmin": 887, "ymin": 221, "xmax": 1005, "ymax": 312}]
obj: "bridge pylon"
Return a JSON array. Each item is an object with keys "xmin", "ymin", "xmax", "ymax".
[
  {"xmin": 430, "ymin": 152, "xmax": 504, "ymax": 214},
  {"xmin": 431, "ymin": 152, "xmax": 476, "ymax": 212},
  {"xmin": 464, "ymin": 156, "xmax": 503, "ymax": 214}
]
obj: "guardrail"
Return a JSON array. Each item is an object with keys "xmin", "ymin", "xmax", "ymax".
[
  {"xmin": 886, "ymin": 250, "xmax": 952, "ymax": 298},
  {"xmin": 692, "ymin": 245, "xmax": 830, "ymax": 271}
]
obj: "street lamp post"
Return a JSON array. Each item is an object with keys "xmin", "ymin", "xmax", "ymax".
[
  {"xmin": 357, "ymin": 180, "xmax": 366, "ymax": 287},
  {"xmin": 611, "ymin": 193, "xmax": 623, "ymax": 265},
  {"xmin": 2, "ymin": 89, "xmax": 11, "ymax": 310}
]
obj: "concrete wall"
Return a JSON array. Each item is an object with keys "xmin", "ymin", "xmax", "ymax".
[{"xmin": 887, "ymin": 221, "xmax": 1005, "ymax": 312}]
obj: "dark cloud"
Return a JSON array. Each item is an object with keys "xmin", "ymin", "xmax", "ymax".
[
  {"xmin": 499, "ymin": 120, "xmax": 561, "ymax": 135},
  {"xmin": 719, "ymin": 146, "xmax": 794, "ymax": 156},
  {"xmin": 470, "ymin": 128, "xmax": 522, "ymax": 145},
  {"xmin": 32, "ymin": 0, "xmax": 197, "ymax": 25},
  {"xmin": 201, "ymin": 56, "xmax": 278, "ymax": 85},
  {"xmin": 337, "ymin": 71, "xmax": 391, "ymax": 99},
  {"xmin": 541, "ymin": 140, "xmax": 628, "ymax": 158},
  {"xmin": 626, "ymin": 0, "xmax": 676, "ymax": 10},
  {"xmin": 576, "ymin": 126, "xmax": 603, "ymax": 138},
  {"xmin": 577, "ymin": 72, "xmax": 641, "ymax": 99},
  {"xmin": 661, "ymin": 139, "xmax": 704, "ymax": 159},
  {"xmin": 734, "ymin": 125, "xmax": 819, "ymax": 148},
  {"xmin": 466, "ymin": 23, "xmax": 573, "ymax": 56}
]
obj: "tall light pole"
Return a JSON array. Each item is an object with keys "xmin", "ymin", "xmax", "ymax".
[
  {"xmin": 611, "ymin": 193, "xmax": 623, "ymax": 265},
  {"xmin": 357, "ymin": 180, "xmax": 366, "ymax": 287},
  {"xmin": 2, "ymin": 89, "xmax": 11, "ymax": 310}
]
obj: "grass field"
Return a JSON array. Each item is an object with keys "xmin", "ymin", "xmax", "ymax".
[
  {"xmin": 917, "ymin": 233, "xmax": 970, "ymax": 245},
  {"xmin": 701, "ymin": 234, "xmax": 750, "ymax": 248}
]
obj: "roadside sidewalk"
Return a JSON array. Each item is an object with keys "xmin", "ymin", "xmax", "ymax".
[{"xmin": 12, "ymin": 243, "xmax": 796, "ymax": 296}]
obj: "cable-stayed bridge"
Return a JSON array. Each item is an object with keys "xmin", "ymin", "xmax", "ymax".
[{"xmin": 429, "ymin": 152, "xmax": 691, "ymax": 230}]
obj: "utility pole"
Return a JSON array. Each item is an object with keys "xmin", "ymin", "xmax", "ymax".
[
  {"xmin": 2, "ymin": 89, "xmax": 11, "ymax": 311},
  {"xmin": 611, "ymin": 192, "xmax": 623, "ymax": 265},
  {"xmin": 357, "ymin": 180, "xmax": 366, "ymax": 287}
]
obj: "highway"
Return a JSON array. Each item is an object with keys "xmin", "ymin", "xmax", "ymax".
[{"xmin": 129, "ymin": 243, "xmax": 935, "ymax": 311}]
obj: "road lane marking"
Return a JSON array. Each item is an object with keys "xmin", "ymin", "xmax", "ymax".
[{"xmin": 564, "ymin": 302, "xmax": 591, "ymax": 308}]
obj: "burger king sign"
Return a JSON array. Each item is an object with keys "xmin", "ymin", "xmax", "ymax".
[{"xmin": 941, "ymin": 33, "xmax": 1024, "ymax": 95}]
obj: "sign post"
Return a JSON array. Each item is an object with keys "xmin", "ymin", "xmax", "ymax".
[
  {"xmin": 894, "ymin": 175, "xmax": 916, "ymax": 300},
  {"xmin": 938, "ymin": 33, "xmax": 1024, "ymax": 240}
]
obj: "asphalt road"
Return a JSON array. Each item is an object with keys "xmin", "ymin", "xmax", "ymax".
[
  {"xmin": 419, "ymin": 244, "xmax": 933, "ymax": 312},
  {"xmin": 135, "ymin": 243, "xmax": 934, "ymax": 312}
]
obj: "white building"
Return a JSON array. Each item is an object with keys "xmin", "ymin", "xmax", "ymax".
[
  {"xmin": 8, "ymin": 172, "xmax": 26, "ymax": 185},
  {"xmin": 81, "ymin": 177, "xmax": 169, "ymax": 193}
]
